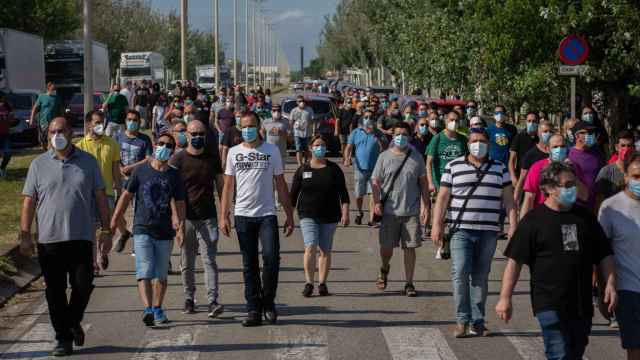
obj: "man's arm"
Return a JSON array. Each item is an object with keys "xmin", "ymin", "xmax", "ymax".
[
  {"xmin": 95, "ymin": 188, "xmax": 113, "ymax": 253},
  {"xmin": 495, "ymin": 258, "xmax": 523, "ymax": 323},
  {"xmin": 221, "ymin": 145, "xmax": 229, "ymax": 171},
  {"xmin": 514, "ymin": 168, "xmax": 528, "ymax": 205},
  {"xmin": 121, "ymin": 158, "xmax": 149, "ymax": 176},
  {"xmin": 111, "ymin": 191, "xmax": 133, "ymax": 231},
  {"xmin": 519, "ymin": 192, "xmax": 535, "ymax": 220},
  {"xmin": 343, "ymin": 144, "xmax": 353, "ymax": 165},
  {"xmin": 426, "ymin": 155, "xmax": 435, "ymax": 192},
  {"xmin": 419, "ymin": 176, "xmax": 431, "ymax": 225},
  {"xmin": 431, "ymin": 186, "xmax": 451, "ymax": 247},
  {"xmin": 597, "ymin": 255, "xmax": 618, "ymax": 315},
  {"xmin": 275, "ymin": 174, "xmax": 295, "ymax": 236},
  {"xmin": 508, "ymin": 150, "xmax": 518, "ymax": 184},
  {"xmin": 502, "ymin": 185, "xmax": 518, "ymax": 239},
  {"xmin": 219, "ymin": 175, "xmax": 235, "ymax": 237},
  {"xmin": 29, "ymin": 102, "xmax": 39, "ymax": 127},
  {"xmin": 18, "ymin": 196, "xmax": 37, "ymax": 256}
]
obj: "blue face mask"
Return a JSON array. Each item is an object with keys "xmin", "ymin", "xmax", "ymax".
[
  {"xmin": 242, "ymin": 127, "xmax": 258, "ymax": 142},
  {"xmin": 550, "ymin": 146, "xmax": 567, "ymax": 162},
  {"xmin": 312, "ymin": 145, "xmax": 326, "ymax": 159},
  {"xmin": 190, "ymin": 136, "xmax": 205, "ymax": 149},
  {"xmin": 629, "ymin": 179, "xmax": 640, "ymax": 197},
  {"xmin": 394, "ymin": 134, "xmax": 409, "ymax": 148},
  {"xmin": 418, "ymin": 111, "xmax": 427, "ymax": 117},
  {"xmin": 177, "ymin": 132, "xmax": 187, "ymax": 147},
  {"xmin": 155, "ymin": 145, "xmax": 172, "ymax": 162},
  {"xmin": 526, "ymin": 122, "xmax": 538, "ymax": 133},
  {"xmin": 418, "ymin": 124, "xmax": 428, "ymax": 135},
  {"xmin": 557, "ymin": 186, "xmax": 577, "ymax": 206},
  {"xmin": 541, "ymin": 132, "xmax": 552, "ymax": 144},
  {"xmin": 126, "ymin": 121, "xmax": 139, "ymax": 131},
  {"xmin": 582, "ymin": 113, "xmax": 594, "ymax": 123},
  {"xmin": 584, "ymin": 134, "xmax": 596, "ymax": 147}
]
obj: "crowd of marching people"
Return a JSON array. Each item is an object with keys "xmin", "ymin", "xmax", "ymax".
[{"xmin": 12, "ymin": 80, "xmax": 640, "ymax": 359}]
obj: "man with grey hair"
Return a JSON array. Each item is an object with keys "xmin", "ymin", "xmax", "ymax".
[
  {"xmin": 497, "ymin": 161, "xmax": 617, "ymax": 360},
  {"xmin": 19, "ymin": 117, "xmax": 113, "ymax": 356}
]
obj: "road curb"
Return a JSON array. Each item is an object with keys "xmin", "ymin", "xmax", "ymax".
[{"xmin": 0, "ymin": 244, "xmax": 41, "ymax": 308}]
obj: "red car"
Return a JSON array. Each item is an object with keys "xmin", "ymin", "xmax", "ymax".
[{"xmin": 65, "ymin": 93, "xmax": 105, "ymax": 127}]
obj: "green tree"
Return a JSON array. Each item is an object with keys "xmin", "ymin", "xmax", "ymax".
[{"xmin": 0, "ymin": 0, "xmax": 80, "ymax": 40}]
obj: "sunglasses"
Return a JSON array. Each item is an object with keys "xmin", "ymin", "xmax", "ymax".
[
  {"xmin": 157, "ymin": 141, "xmax": 175, "ymax": 149},
  {"xmin": 189, "ymin": 132, "xmax": 205, "ymax": 137}
]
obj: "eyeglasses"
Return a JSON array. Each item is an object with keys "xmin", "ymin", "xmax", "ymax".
[
  {"xmin": 157, "ymin": 141, "xmax": 175, "ymax": 149},
  {"xmin": 189, "ymin": 132, "xmax": 205, "ymax": 137}
]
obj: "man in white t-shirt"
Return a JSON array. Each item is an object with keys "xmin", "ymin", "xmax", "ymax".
[{"xmin": 220, "ymin": 111, "xmax": 294, "ymax": 327}]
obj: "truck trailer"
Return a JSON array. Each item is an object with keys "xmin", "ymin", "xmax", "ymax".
[
  {"xmin": 120, "ymin": 52, "xmax": 165, "ymax": 88},
  {"xmin": 0, "ymin": 28, "xmax": 45, "ymax": 92}
]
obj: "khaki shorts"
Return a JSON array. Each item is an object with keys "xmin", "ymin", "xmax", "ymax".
[{"xmin": 379, "ymin": 215, "xmax": 422, "ymax": 249}]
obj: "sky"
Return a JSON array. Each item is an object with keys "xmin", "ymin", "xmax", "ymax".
[{"xmin": 151, "ymin": 0, "xmax": 339, "ymax": 68}]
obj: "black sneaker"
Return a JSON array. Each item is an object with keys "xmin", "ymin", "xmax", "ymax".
[
  {"xmin": 113, "ymin": 230, "xmax": 131, "ymax": 253},
  {"xmin": 183, "ymin": 299, "xmax": 195, "ymax": 314},
  {"xmin": 318, "ymin": 283, "xmax": 330, "ymax": 296},
  {"xmin": 51, "ymin": 341, "xmax": 73, "ymax": 357},
  {"xmin": 264, "ymin": 307, "xmax": 278, "ymax": 325},
  {"xmin": 242, "ymin": 311, "xmax": 262, "ymax": 327},
  {"xmin": 70, "ymin": 325, "xmax": 85, "ymax": 346},
  {"xmin": 302, "ymin": 283, "xmax": 314, "ymax": 297},
  {"xmin": 208, "ymin": 302, "xmax": 224, "ymax": 318}
]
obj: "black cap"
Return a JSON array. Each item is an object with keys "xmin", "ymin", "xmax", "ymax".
[{"xmin": 571, "ymin": 121, "xmax": 596, "ymax": 134}]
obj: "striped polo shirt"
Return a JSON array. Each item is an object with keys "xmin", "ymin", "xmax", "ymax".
[{"xmin": 440, "ymin": 156, "xmax": 511, "ymax": 232}]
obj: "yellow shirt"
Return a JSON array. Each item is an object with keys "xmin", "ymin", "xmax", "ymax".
[{"xmin": 76, "ymin": 135, "xmax": 121, "ymax": 196}]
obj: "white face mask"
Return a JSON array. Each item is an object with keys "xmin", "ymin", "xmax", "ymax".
[
  {"xmin": 469, "ymin": 141, "xmax": 488, "ymax": 158},
  {"xmin": 447, "ymin": 120, "xmax": 458, "ymax": 132},
  {"xmin": 51, "ymin": 133, "xmax": 68, "ymax": 150},
  {"xmin": 93, "ymin": 124, "xmax": 105, "ymax": 136},
  {"xmin": 429, "ymin": 119, "xmax": 438, "ymax": 129}
]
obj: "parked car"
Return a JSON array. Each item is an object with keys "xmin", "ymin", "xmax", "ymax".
[
  {"xmin": 291, "ymin": 82, "xmax": 304, "ymax": 91},
  {"xmin": 65, "ymin": 93, "xmax": 105, "ymax": 127},
  {"xmin": 281, "ymin": 94, "xmax": 340, "ymax": 155},
  {"xmin": 1, "ymin": 90, "xmax": 39, "ymax": 147}
]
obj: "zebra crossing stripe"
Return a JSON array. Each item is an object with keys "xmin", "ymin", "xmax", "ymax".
[
  {"xmin": 269, "ymin": 327, "xmax": 329, "ymax": 360},
  {"xmin": 131, "ymin": 326, "xmax": 201, "ymax": 360},
  {"xmin": 381, "ymin": 327, "xmax": 457, "ymax": 360}
]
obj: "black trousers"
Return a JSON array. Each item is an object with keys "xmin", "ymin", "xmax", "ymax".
[{"xmin": 37, "ymin": 241, "xmax": 94, "ymax": 342}]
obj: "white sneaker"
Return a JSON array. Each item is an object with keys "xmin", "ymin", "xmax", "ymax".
[{"xmin": 435, "ymin": 247, "xmax": 442, "ymax": 259}]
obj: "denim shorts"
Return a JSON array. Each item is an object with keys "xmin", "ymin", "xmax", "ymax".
[
  {"xmin": 294, "ymin": 136, "xmax": 309, "ymax": 152},
  {"xmin": 134, "ymin": 234, "xmax": 173, "ymax": 281},
  {"xmin": 353, "ymin": 168, "xmax": 373, "ymax": 197},
  {"xmin": 299, "ymin": 218, "xmax": 338, "ymax": 252},
  {"xmin": 617, "ymin": 290, "xmax": 640, "ymax": 349}
]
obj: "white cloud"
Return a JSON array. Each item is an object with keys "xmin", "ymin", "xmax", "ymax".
[{"xmin": 272, "ymin": 9, "xmax": 305, "ymax": 23}]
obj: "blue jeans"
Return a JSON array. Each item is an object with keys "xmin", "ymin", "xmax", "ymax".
[
  {"xmin": 535, "ymin": 310, "xmax": 591, "ymax": 360},
  {"xmin": 134, "ymin": 234, "xmax": 173, "ymax": 281},
  {"xmin": 450, "ymin": 229, "xmax": 498, "ymax": 326},
  {"xmin": 234, "ymin": 215, "xmax": 280, "ymax": 312}
]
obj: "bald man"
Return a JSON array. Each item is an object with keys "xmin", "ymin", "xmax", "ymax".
[
  {"xmin": 169, "ymin": 120, "xmax": 225, "ymax": 317},
  {"xmin": 20, "ymin": 117, "xmax": 112, "ymax": 356}
]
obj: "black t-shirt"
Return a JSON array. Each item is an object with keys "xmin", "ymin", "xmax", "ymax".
[
  {"xmin": 504, "ymin": 204, "xmax": 613, "ymax": 319},
  {"xmin": 194, "ymin": 99, "xmax": 212, "ymax": 123},
  {"xmin": 169, "ymin": 150, "xmax": 221, "ymax": 221},
  {"xmin": 510, "ymin": 132, "xmax": 538, "ymax": 174},
  {"xmin": 338, "ymin": 108, "xmax": 355, "ymax": 135},
  {"xmin": 127, "ymin": 162, "xmax": 186, "ymax": 239},
  {"xmin": 222, "ymin": 126, "xmax": 242, "ymax": 148},
  {"xmin": 134, "ymin": 87, "xmax": 150, "ymax": 107},
  {"xmin": 520, "ymin": 146, "xmax": 548, "ymax": 171},
  {"xmin": 289, "ymin": 161, "xmax": 350, "ymax": 223},
  {"xmin": 410, "ymin": 134, "xmax": 432, "ymax": 160}
]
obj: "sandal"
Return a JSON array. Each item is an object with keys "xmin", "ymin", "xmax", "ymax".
[
  {"xmin": 403, "ymin": 283, "xmax": 417, "ymax": 297},
  {"xmin": 376, "ymin": 265, "xmax": 390, "ymax": 290}
]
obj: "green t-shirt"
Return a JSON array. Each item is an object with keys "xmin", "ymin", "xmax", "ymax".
[
  {"xmin": 426, "ymin": 131, "xmax": 468, "ymax": 188},
  {"xmin": 104, "ymin": 93, "xmax": 129, "ymax": 124},
  {"xmin": 35, "ymin": 94, "xmax": 61, "ymax": 127}
]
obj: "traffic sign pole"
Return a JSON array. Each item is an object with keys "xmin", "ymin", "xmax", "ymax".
[
  {"xmin": 571, "ymin": 77, "xmax": 576, "ymax": 121},
  {"xmin": 558, "ymin": 35, "xmax": 589, "ymax": 121}
]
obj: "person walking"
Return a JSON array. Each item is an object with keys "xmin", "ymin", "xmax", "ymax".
[
  {"xmin": 431, "ymin": 128, "xmax": 517, "ymax": 338},
  {"xmin": 111, "ymin": 132, "xmax": 186, "ymax": 327},
  {"xmin": 595, "ymin": 130, "xmax": 636, "ymax": 208},
  {"xmin": 169, "ymin": 119, "xmax": 225, "ymax": 318},
  {"xmin": 0, "ymin": 94, "xmax": 14, "ymax": 177},
  {"xmin": 426, "ymin": 111, "xmax": 467, "ymax": 194},
  {"xmin": 29, "ymin": 82, "xmax": 62, "ymax": 151},
  {"xmin": 372, "ymin": 122, "xmax": 430, "ymax": 296},
  {"xmin": 260, "ymin": 104, "xmax": 289, "ymax": 163},
  {"xmin": 598, "ymin": 152, "xmax": 640, "ymax": 360},
  {"xmin": 290, "ymin": 135, "xmax": 350, "ymax": 297},
  {"xmin": 290, "ymin": 95, "xmax": 315, "ymax": 166},
  {"xmin": 496, "ymin": 162, "xmax": 617, "ymax": 360},
  {"xmin": 219, "ymin": 111, "xmax": 295, "ymax": 327},
  {"xmin": 103, "ymin": 83, "xmax": 129, "ymax": 138},
  {"xmin": 19, "ymin": 117, "xmax": 112, "ymax": 356}
]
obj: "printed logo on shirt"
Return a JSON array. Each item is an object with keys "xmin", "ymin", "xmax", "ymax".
[
  {"xmin": 495, "ymin": 133, "xmax": 509, "ymax": 146},
  {"xmin": 141, "ymin": 176, "xmax": 172, "ymax": 218},
  {"xmin": 303, "ymin": 171, "xmax": 312, "ymax": 179},
  {"xmin": 234, "ymin": 152, "xmax": 272, "ymax": 170},
  {"xmin": 442, "ymin": 144, "xmax": 464, "ymax": 159},
  {"xmin": 561, "ymin": 224, "xmax": 579, "ymax": 252}
]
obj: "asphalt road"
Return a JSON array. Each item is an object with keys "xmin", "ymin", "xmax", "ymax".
[{"xmin": 0, "ymin": 93, "xmax": 626, "ymax": 359}]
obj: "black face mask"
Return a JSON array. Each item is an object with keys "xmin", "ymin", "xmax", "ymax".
[{"xmin": 190, "ymin": 136, "xmax": 205, "ymax": 149}]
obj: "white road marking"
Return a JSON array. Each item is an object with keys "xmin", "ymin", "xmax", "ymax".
[
  {"xmin": 498, "ymin": 329, "xmax": 590, "ymax": 360},
  {"xmin": 131, "ymin": 326, "xmax": 201, "ymax": 360},
  {"xmin": 381, "ymin": 327, "xmax": 457, "ymax": 360},
  {"xmin": 269, "ymin": 327, "xmax": 329, "ymax": 360},
  {"xmin": 0, "ymin": 323, "xmax": 91, "ymax": 360}
]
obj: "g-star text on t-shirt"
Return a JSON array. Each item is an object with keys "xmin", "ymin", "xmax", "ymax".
[{"xmin": 235, "ymin": 152, "xmax": 272, "ymax": 162}]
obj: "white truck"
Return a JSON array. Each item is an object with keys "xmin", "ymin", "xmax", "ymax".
[
  {"xmin": 120, "ymin": 52, "xmax": 165, "ymax": 87},
  {"xmin": 45, "ymin": 40, "xmax": 110, "ymax": 102},
  {"xmin": 196, "ymin": 65, "xmax": 215, "ymax": 93},
  {"xmin": 0, "ymin": 28, "xmax": 45, "ymax": 92}
]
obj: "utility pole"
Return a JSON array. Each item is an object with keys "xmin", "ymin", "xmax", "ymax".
[
  {"xmin": 233, "ymin": 0, "xmax": 238, "ymax": 86},
  {"xmin": 300, "ymin": 46, "xmax": 304, "ymax": 83},
  {"xmin": 180, "ymin": 0, "xmax": 188, "ymax": 80},
  {"xmin": 214, "ymin": 0, "xmax": 219, "ymax": 90},
  {"xmin": 257, "ymin": 14, "xmax": 262, "ymax": 89},
  {"xmin": 83, "ymin": 0, "xmax": 93, "ymax": 135},
  {"xmin": 244, "ymin": 0, "xmax": 249, "ymax": 90},
  {"xmin": 251, "ymin": 2, "xmax": 256, "ymax": 89}
]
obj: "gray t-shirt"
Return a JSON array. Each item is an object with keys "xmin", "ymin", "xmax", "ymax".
[
  {"xmin": 595, "ymin": 163, "xmax": 625, "ymax": 200},
  {"xmin": 262, "ymin": 117, "xmax": 289, "ymax": 158},
  {"xmin": 290, "ymin": 106, "xmax": 314, "ymax": 138},
  {"xmin": 22, "ymin": 148, "xmax": 105, "ymax": 244},
  {"xmin": 598, "ymin": 191, "xmax": 640, "ymax": 293},
  {"xmin": 372, "ymin": 149, "xmax": 427, "ymax": 216}
]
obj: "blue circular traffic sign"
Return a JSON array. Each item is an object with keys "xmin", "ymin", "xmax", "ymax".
[{"xmin": 559, "ymin": 35, "xmax": 589, "ymax": 65}]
